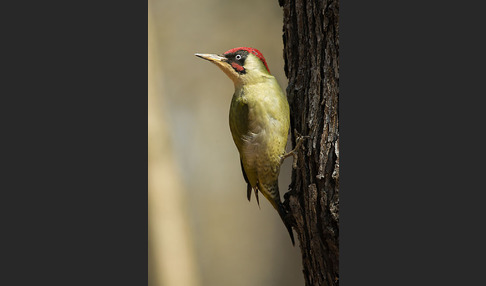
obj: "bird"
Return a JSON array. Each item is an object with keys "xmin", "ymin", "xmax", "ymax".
[{"xmin": 195, "ymin": 47, "xmax": 299, "ymax": 245}]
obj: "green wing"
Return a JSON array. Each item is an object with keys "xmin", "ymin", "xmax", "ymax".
[
  {"xmin": 230, "ymin": 94, "xmax": 260, "ymax": 206},
  {"xmin": 229, "ymin": 95, "xmax": 249, "ymax": 152}
]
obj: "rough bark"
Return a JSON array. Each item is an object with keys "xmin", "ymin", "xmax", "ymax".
[{"xmin": 279, "ymin": 0, "xmax": 339, "ymax": 285}]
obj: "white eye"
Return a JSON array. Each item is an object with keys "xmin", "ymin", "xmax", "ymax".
[{"xmin": 235, "ymin": 55, "xmax": 242, "ymax": 60}]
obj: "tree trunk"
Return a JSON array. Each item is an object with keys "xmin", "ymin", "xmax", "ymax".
[{"xmin": 279, "ymin": 0, "xmax": 339, "ymax": 285}]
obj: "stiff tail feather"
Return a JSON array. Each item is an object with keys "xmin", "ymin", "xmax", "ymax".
[
  {"xmin": 262, "ymin": 181, "xmax": 295, "ymax": 246},
  {"xmin": 277, "ymin": 201, "xmax": 295, "ymax": 246}
]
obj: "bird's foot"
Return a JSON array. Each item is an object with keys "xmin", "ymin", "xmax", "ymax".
[{"xmin": 281, "ymin": 130, "xmax": 309, "ymax": 169}]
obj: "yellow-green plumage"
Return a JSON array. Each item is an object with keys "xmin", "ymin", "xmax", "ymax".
[
  {"xmin": 195, "ymin": 48, "xmax": 294, "ymax": 245},
  {"xmin": 229, "ymin": 75, "xmax": 290, "ymax": 211}
]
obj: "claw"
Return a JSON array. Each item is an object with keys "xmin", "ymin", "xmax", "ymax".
[{"xmin": 281, "ymin": 130, "xmax": 309, "ymax": 168}]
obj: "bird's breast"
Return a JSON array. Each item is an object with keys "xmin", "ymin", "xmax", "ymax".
[{"xmin": 230, "ymin": 79, "xmax": 290, "ymax": 165}]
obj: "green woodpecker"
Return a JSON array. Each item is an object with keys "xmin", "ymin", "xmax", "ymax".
[{"xmin": 195, "ymin": 47, "xmax": 295, "ymax": 245}]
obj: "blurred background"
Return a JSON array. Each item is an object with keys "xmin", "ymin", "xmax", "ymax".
[{"xmin": 148, "ymin": 1, "xmax": 303, "ymax": 285}]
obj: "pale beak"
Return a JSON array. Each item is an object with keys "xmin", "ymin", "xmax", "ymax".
[
  {"xmin": 195, "ymin": 52, "xmax": 239, "ymax": 82},
  {"xmin": 194, "ymin": 53, "xmax": 227, "ymax": 63}
]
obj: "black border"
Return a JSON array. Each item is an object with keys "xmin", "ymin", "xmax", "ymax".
[
  {"xmin": 341, "ymin": 1, "xmax": 484, "ymax": 285},
  {"xmin": 7, "ymin": 1, "xmax": 147, "ymax": 285}
]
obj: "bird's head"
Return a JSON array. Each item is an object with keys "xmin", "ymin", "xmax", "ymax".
[{"xmin": 195, "ymin": 47, "xmax": 271, "ymax": 85}]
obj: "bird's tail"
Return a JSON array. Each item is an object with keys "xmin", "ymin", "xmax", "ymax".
[
  {"xmin": 277, "ymin": 201, "xmax": 295, "ymax": 246},
  {"xmin": 260, "ymin": 181, "xmax": 295, "ymax": 246}
]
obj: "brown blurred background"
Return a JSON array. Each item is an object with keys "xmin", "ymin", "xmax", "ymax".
[{"xmin": 148, "ymin": 1, "xmax": 303, "ymax": 285}]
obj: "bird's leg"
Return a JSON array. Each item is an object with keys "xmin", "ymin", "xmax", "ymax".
[
  {"xmin": 281, "ymin": 130, "xmax": 309, "ymax": 169},
  {"xmin": 281, "ymin": 138, "xmax": 304, "ymax": 169}
]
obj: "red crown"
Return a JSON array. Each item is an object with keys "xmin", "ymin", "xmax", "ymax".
[{"xmin": 224, "ymin": 47, "xmax": 270, "ymax": 73}]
